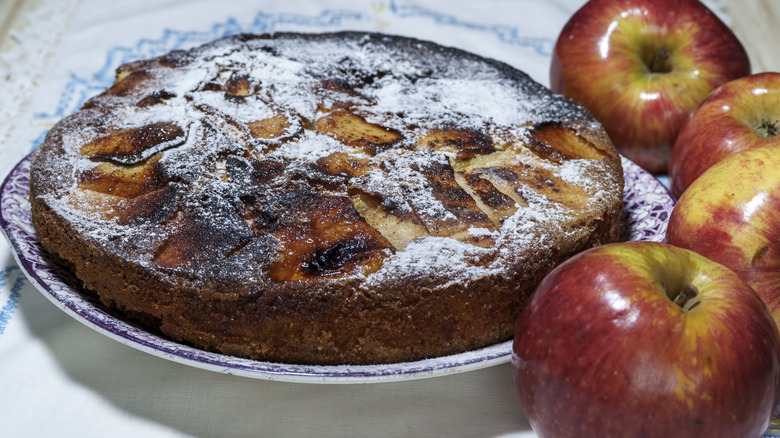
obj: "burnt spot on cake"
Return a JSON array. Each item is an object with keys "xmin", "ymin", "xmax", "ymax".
[
  {"xmin": 153, "ymin": 219, "xmax": 213, "ymax": 269},
  {"xmin": 153, "ymin": 187, "xmax": 255, "ymax": 270},
  {"xmin": 136, "ymin": 90, "xmax": 177, "ymax": 108},
  {"xmin": 420, "ymin": 127, "xmax": 496, "ymax": 160},
  {"xmin": 526, "ymin": 122, "xmax": 610, "ymax": 163},
  {"xmin": 315, "ymin": 109, "xmax": 403, "ymax": 155},
  {"xmin": 228, "ymin": 156, "xmax": 355, "ymax": 223},
  {"xmin": 237, "ymin": 190, "xmax": 286, "ymax": 235},
  {"xmin": 331, "ymin": 54, "xmax": 392, "ymax": 87},
  {"xmin": 79, "ymin": 121, "xmax": 186, "ymax": 165},
  {"xmin": 157, "ymin": 49, "xmax": 195, "ymax": 68},
  {"xmin": 319, "ymin": 78, "xmax": 360, "ymax": 95},
  {"xmin": 302, "ymin": 235, "xmax": 385, "ymax": 276},
  {"xmin": 225, "ymin": 155, "xmax": 260, "ymax": 185},
  {"xmin": 116, "ymin": 184, "xmax": 182, "ymax": 225},
  {"xmin": 225, "ymin": 155, "xmax": 287, "ymax": 187}
]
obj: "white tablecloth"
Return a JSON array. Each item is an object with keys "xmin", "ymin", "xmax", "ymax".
[{"xmin": 0, "ymin": 1, "xmax": 723, "ymax": 436}]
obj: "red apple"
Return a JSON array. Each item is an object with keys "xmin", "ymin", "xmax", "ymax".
[
  {"xmin": 667, "ymin": 145, "xmax": 780, "ymax": 329},
  {"xmin": 669, "ymin": 72, "xmax": 780, "ymax": 199},
  {"xmin": 550, "ymin": 0, "xmax": 750, "ymax": 174},
  {"xmin": 512, "ymin": 241, "xmax": 780, "ymax": 438}
]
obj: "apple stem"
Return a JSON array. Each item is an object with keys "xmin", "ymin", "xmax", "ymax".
[
  {"xmin": 757, "ymin": 119, "xmax": 780, "ymax": 137},
  {"xmin": 673, "ymin": 284, "xmax": 700, "ymax": 311},
  {"xmin": 649, "ymin": 48, "xmax": 672, "ymax": 73}
]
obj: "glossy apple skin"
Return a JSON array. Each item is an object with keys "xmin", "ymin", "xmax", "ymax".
[
  {"xmin": 512, "ymin": 241, "xmax": 780, "ymax": 438},
  {"xmin": 551, "ymin": 0, "xmax": 750, "ymax": 174},
  {"xmin": 669, "ymin": 72, "xmax": 780, "ymax": 199},
  {"xmin": 667, "ymin": 146, "xmax": 780, "ymax": 327}
]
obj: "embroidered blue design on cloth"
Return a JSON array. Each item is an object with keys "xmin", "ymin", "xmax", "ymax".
[
  {"xmin": 388, "ymin": 2, "xmax": 553, "ymax": 56},
  {"xmin": 0, "ymin": 267, "xmax": 23, "ymax": 335}
]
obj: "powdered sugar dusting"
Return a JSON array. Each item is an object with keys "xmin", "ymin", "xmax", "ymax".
[
  {"xmin": 368, "ymin": 77, "xmax": 534, "ymax": 130},
  {"xmin": 369, "ymin": 236, "xmax": 499, "ymax": 288}
]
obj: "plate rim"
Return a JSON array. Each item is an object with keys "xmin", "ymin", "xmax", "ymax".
[{"xmin": 0, "ymin": 153, "xmax": 674, "ymax": 383}]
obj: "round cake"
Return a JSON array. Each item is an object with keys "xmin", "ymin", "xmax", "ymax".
[{"xmin": 29, "ymin": 32, "xmax": 624, "ymax": 365}]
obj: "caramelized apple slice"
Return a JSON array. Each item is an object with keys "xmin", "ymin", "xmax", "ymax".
[
  {"xmin": 78, "ymin": 154, "xmax": 167, "ymax": 198},
  {"xmin": 249, "ymin": 191, "xmax": 393, "ymax": 281},
  {"xmin": 61, "ymin": 190, "xmax": 124, "ymax": 220},
  {"xmin": 247, "ymin": 114, "xmax": 294, "ymax": 140},
  {"xmin": 454, "ymin": 171, "xmax": 518, "ymax": 228},
  {"xmin": 473, "ymin": 162, "xmax": 592, "ymax": 212},
  {"xmin": 316, "ymin": 109, "xmax": 403, "ymax": 155},
  {"xmin": 419, "ymin": 127, "xmax": 495, "ymax": 160},
  {"xmin": 349, "ymin": 189, "xmax": 428, "ymax": 251},
  {"xmin": 77, "ymin": 154, "xmax": 181, "ymax": 225},
  {"xmin": 408, "ymin": 154, "xmax": 496, "ymax": 238},
  {"xmin": 79, "ymin": 121, "xmax": 186, "ymax": 165},
  {"xmin": 316, "ymin": 152, "xmax": 374, "ymax": 178},
  {"xmin": 106, "ymin": 68, "xmax": 153, "ymax": 97},
  {"xmin": 318, "ymin": 78, "xmax": 361, "ymax": 96},
  {"xmin": 116, "ymin": 185, "xmax": 180, "ymax": 225},
  {"xmin": 225, "ymin": 72, "xmax": 254, "ymax": 97},
  {"xmin": 349, "ymin": 152, "xmax": 496, "ymax": 247},
  {"xmin": 526, "ymin": 122, "xmax": 610, "ymax": 162}
]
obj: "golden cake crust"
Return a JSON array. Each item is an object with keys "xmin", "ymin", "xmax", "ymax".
[{"xmin": 30, "ymin": 32, "xmax": 623, "ymax": 365}]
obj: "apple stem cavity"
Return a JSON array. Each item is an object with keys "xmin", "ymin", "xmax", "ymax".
[
  {"xmin": 648, "ymin": 48, "xmax": 672, "ymax": 74},
  {"xmin": 672, "ymin": 284, "xmax": 701, "ymax": 311},
  {"xmin": 757, "ymin": 119, "xmax": 780, "ymax": 138}
]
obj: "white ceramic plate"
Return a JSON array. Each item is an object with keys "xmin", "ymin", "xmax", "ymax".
[{"xmin": 0, "ymin": 154, "xmax": 673, "ymax": 383}]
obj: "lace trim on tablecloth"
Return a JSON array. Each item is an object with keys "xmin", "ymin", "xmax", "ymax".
[{"xmin": 0, "ymin": 0, "xmax": 81, "ymax": 163}]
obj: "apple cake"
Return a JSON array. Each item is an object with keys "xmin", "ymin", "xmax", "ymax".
[{"xmin": 29, "ymin": 32, "xmax": 624, "ymax": 365}]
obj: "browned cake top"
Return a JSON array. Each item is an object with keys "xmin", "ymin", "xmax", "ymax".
[{"xmin": 31, "ymin": 32, "xmax": 622, "ymax": 293}]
